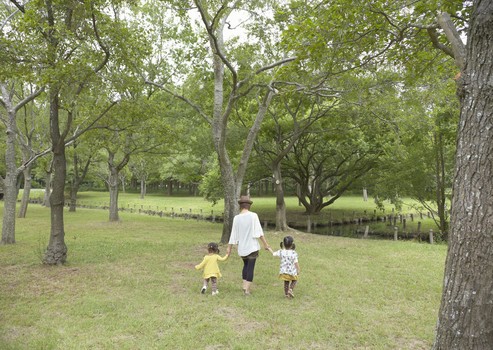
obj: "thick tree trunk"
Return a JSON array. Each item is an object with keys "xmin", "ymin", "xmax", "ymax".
[
  {"xmin": 433, "ymin": 3, "xmax": 493, "ymax": 348},
  {"xmin": 1, "ymin": 83, "xmax": 43, "ymax": 241},
  {"xmin": 44, "ymin": 149, "xmax": 67, "ymax": 264},
  {"xmin": 43, "ymin": 91, "xmax": 67, "ymax": 265},
  {"xmin": 219, "ymin": 165, "xmax": 240, "ymax": 244},
  {"xmin": 18, "ymin": 165, "xmax": 33, "ymax": 218},
  {"xmin": 1, "ymin": 95, "xmax": 19, "ymax": 244},
  {"xmin": 1, "ymin": 175, "xmax": 18, "ymax": 244}
]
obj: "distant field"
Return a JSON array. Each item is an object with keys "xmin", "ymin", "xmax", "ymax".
[
  {"xmin": 0, "ymin": 204, "xmax": 446, "ymax": 349},
  {"xmin": 25, "ymin": 190, "xmax": 440, "ymax": 238}
]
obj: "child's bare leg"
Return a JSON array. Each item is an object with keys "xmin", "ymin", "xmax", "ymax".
[
  {"xmin": 201, "ymin": 278, "xmax": 209, "ymax": 294},
  {"xmin": 290, "ymin": 280, "xmax": 297, "ymax": 291},
  {"xmin": 284, "ymin": 281, "xmax": 290, "ymax": 296},
  {"xmin": 288, "ymin": 280, "xmax": 297, "ymax": 298}
]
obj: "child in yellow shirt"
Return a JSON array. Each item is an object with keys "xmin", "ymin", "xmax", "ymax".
[{"xmin": 195, "ymin": 242, "xmax": 229, "ymax": 295}]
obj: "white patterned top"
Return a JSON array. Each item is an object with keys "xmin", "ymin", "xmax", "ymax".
[{"xmin": 273, "ymin": 249, "xmax": 298, "ymax": 276}]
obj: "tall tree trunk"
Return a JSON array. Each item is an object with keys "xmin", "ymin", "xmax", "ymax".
[
  {"xmin": 1, "ymin": 175, "xmax": 18, "ymax": 244},
  {"xmin": 1, "ymin": 83, "xmax": 43, "ymax": 242},
  {"xmin": 69, "ymin": 186, "xmax": 77, "ymax": 212},
  {"xmin": 18, "ymin": 165, "xmax": 33, "ymax": 218},
  {"xmin": 273, "ymin": 163, "xmax": 288, "ymax": 231},
  {"xmin": 219, "ymin": 164, "xmax": 240, "ymax": 244},
  {"xmin": 69, "ymin": 152, "xmax": 91, "ymax": 212},
  {"xmin": 43, "ymin": 90, "xmax": 67, "ymax": 265},
  {"xmin": 167, "ymin": 179, "xmax": 173, "ymax": 195},
  {"xmin": 434, "ymin": 130, "xmax": 449, "ymax": 238},
  {"xmin": 140, "ymin": 178, "xmax": 146, "ymax": 199},
  {"xmin": 108, "ymin": 158, "xmax": 120, "ymax": 222},
  {"xmin": 120, "ymin": 174, "xmax": 126, "ymax": 193},
  {"xmin": 433, "ymin": 3, "xmax": 493, "ymax": 348},
  {"xmin": 1, "ymin": 98, "xmax": 19, "ymax": 244},
  {"xmin": 69, "ymin": 148, "xmax": 79, "ymax": 212},
  {"xmin": 43, "ymin": 170, "xmax": 52, "ymax": 207}
]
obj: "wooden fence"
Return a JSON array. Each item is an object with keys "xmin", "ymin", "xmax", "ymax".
[{"xmin": 29, "ymin": 199, "xmax": 439, "ymax": 242}]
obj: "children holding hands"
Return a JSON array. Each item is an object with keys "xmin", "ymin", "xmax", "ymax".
[{"xmin": 195, "ymin": 235, "xmax": 300, "ymax": 299}]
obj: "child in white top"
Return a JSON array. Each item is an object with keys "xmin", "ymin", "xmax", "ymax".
[{"xmin": 270, "ymin": 236, "xmax": 300, "ymax": 298}]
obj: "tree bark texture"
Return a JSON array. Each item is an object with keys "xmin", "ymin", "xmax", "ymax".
[
  {"xmin": 43, "ymin": 170, "xmax": 51, "ymax": 207},
  {"xmin": 140, "ymin": 179, "xmax": 146, "ymax": 199},
  {"xmin": 433, "ymin": 2, "xmax": 493, "ymax": 348},
  {"xmin": 108, "ymin": 154, "xmax": 120, "ymax": 222},
  {"xmin": 43, "ymin": 90, "xmax": 67, "ymax": 265},
  {"xmin": 1, "ymin": 93, "xmax": 19, "ymax": 244},
  {"xmin": 18, "ymin": 165, "xmax": 33, "ymax": 218},
  {"xmin": 273, "ymin": 163, "xmax": 288, "ymax": 231}
]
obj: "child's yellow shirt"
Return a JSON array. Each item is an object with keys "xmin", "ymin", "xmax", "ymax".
[{"xmin": 195, "ymin": 254, "xmax": 228, "ymax": 279}]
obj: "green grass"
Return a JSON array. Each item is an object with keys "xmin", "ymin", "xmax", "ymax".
[{"xmin": 0, "ymin": 203, "xmax": 445, "ymax": 349}]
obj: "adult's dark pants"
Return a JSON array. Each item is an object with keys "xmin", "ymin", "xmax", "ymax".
[{"xmin": 241, "ymin": 251, "xmax": 259, "ymax": 282}]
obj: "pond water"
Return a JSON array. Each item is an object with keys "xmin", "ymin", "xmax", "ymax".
[{"xmin": 295, "ymin": 221, "xmax": 430, "ymax": 241}]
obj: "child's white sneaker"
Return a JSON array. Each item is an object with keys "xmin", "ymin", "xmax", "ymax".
[
  {"xmin": 212, "ymin": 290, "xmax": 219, "ymax": 296},
  {"xmin": 201, "ymin": 286, "xmax": 207, "ymax": 294}
]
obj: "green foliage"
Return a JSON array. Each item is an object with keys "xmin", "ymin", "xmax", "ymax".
[
  {"xmin": 370, "ymin": 74, "xmax": 458, "ymax": 233},
  {"xmin": 198, "ymin": 157, "xmax": 224, "ymax": 205}
]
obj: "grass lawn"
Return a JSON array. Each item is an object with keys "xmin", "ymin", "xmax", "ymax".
[{"xmin": 0, "ymin": 202, "xmax": 446, "ymax": 349}]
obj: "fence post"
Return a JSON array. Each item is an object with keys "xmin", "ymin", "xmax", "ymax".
[
  {"xmin": 429, "ymin": 229, "xmax": 434, "ymax": 244},
  {"xmin": 363, "ymin": 225, "xmax": 369, "ymax": 239},
  {"xmin": 307, "ymin": 216, "xmax": 311, "ymax": 233},
  {"xmin": 394, "ymin": 227, "xmax": 398, "ymax": 241}
]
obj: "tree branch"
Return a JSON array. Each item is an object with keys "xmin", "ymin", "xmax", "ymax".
[
  {"xmin": 194, "ymin": 0, "xmax": 238, "ymax": 90},
  {"xmin": 144, "ymin": 79, "xmax": 212, "ymax": 125},
  {"xmin": 436, "ymin": 12, "xmax": 466, "ymax": 71},
  {"xmin": 14, "ymin": 87, "xmax": 45, "ymax": 113},
  {"xmin": 64, "ymin": 100, "xmax": 118, "ymax": 144},
  {"xmin": 19, "ymin": 147, "xmax": 52, "ymax": 172},
  {"xmin": 255, "ymin": 57, "xmax": 297, "ymax": 75},
  {"xmin": 9, "ymin": 0, "xmax": 25, "ymax": 12},
  {"xmin": 1, "ymin": 7, "xmax": 21, "ymax": 30},
  {"xmin": 91, "ymin": 3, "xmax": 111, "ymax": 74}
]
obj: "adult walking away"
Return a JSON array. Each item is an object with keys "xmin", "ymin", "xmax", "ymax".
[{"xmin": 226, "ymin": 196, "xmax": 271, "ymax": 295}]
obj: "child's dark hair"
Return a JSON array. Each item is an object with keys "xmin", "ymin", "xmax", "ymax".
[
  {"xmin": 208, "ymin": 242, "xmax": 219, "ymax": 254},
  {"xmin": 280, "ymin": 236, "xmax": 295, "ymax": 250}
]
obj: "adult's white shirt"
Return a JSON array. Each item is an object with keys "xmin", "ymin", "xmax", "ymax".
[{"xmin": 229, "ymin": 211, "xmax": 264, "ymax": 257}]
